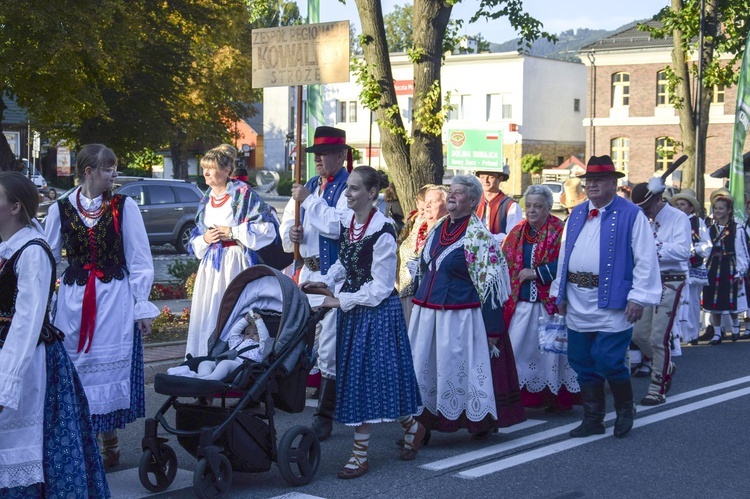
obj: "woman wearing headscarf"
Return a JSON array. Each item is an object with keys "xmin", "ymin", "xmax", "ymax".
[
  {"xmin": 408, "ymin": 175, "xmax": 525, "ymax": 440},
  {"xmin": 503, "ymin": 185, "xmax": 580, "ymax": 411}
]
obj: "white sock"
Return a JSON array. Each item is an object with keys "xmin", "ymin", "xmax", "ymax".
[{"xmin": 344, "ymin": 432, "xmax": 370, "ymax": 469}]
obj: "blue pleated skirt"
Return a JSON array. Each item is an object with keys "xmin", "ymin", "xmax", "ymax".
[
  {"xmin": 0, "ymin": 341, "xmax": 110, "ymax": 498},
  {"xmin": 335, "ymin": 294, "xmax": 421, "ymax": 425},
  {"xmin": 90, "ymin": 325, "xmax": 145, "ymax": 433}
]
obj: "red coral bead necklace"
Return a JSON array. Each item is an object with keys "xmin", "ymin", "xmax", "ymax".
[{"xmin": 349, "ymin": 208, "xmax": 377, "ymax": 242}]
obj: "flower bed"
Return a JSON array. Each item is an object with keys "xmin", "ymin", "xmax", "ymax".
[
  {"xmin": 146, "ymin": 306, "xmax": 190, "ymax": 344},
  {"xmin": 149, "ymin": 283, "xmax": 187, "ymax": 300}
]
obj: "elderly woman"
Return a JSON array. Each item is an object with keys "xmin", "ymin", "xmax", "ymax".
[
  {"xmin": 397, "ymin": 186, "xmax": 448, "ymax": 324},
  {"xmin": 703, "ymin": 194, "xmax": 749, "ymax": 344},
  {"xmin": 45, "ymin": 144, "xmax": 159, "ymax": 468},
  {"xmin": 503, "ymin": 185, "xmax": 580, "ymax": 411},
  {"xmin": 186, "ymin": 145, "xmax": 279, "ymax": 358},
  {"xmin": 408, "ymin": 175, "xmax": 525, "ymax": 439}
]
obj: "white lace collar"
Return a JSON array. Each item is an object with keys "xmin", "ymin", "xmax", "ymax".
[{"xmin": 0, "ymin": 226, "xmax": 44, "ymax": 260}]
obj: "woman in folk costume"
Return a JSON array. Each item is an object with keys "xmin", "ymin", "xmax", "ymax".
[
  {"xmin": 302, "ymin": 166, "xmax": 422, "ymax": 479},
  {"xmin": 409, "ymin": 175, "xmax": 525, "ymax": 441},
  {"xmin": 185, "ymin": 144, "xmax": 278, "ymax": 358},
  {"xmin": 397, "ymin": 185, "xmax": 445, "ymax": 325},
  {"xmin": 0, "ymin": 173, "xmax": 109, "ymax": 497},
  {"xmin": 502, "ymin": 185, "xmax": 580, "ymax": 411},
  {"xmin": 703, "ymin": 194, "xmax": 749, "ymax": 344},
  {"xmin": 670, "ymin": 189, "xmax": 712, "ymax": 344},
  {"xmin": 45, "ymin": 144, "xmax": 158, "ymax": 468}
]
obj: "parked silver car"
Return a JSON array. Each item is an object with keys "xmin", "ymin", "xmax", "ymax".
[
  {"xmin": 541, "ymin": 181, "xmax": 564, "ymax": 211},
  {"xmin": 38, "ymin": 178, "xmax": 203, "ymax": 254}
]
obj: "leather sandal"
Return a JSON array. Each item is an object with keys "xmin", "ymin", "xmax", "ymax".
[
  {"xmin": 337, "ymin": 457, "xmax": 369, "ymax": 479},
  {"xmin": 399, "ymin": 422, "xmax": 426, "ymax": 461}
]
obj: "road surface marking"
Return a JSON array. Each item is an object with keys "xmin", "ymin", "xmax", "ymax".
[
  {"xmin": 269, "ymin": 494, "xmax": 329, "ymax": 499},
  {"xmin": 422, "ymin": 375, "xmax": 750, "ymax": 471},
  {"xmin": 458, "ymin": 385, "xmax": 750, "ymax": 478},
  {"xmin": 497, "ymin": 418, "xmax": 546, "ymax": 434},
  {"xmin": 106, "ymin": 467, "xmax": 192, "ymax": 498}
]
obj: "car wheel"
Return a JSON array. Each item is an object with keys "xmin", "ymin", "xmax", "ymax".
[{"xmin": 175, "ymin": 222, "xmax": 195, "ymax": 254}]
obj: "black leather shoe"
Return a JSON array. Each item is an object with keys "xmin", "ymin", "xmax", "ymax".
[{"xmin": 710, "ymin": 335, "xmax": 722, "ymax": 345}]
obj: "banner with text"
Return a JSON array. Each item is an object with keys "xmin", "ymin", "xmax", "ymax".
[
  {"xmin": 730, "ymin": 34, "xmax": 750, "ymax": 221},
  {"xmin": 252, "ymin": 21, "xmax": 350, "ymax": 88},
  {"xmin": 446, "ymin": 129, "xmax": 503, "ymax": 171}
]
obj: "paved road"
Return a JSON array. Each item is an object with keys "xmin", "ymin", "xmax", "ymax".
[{"xmin": 108, "ymin": 339, "xmax": 750, "ymax": 498}]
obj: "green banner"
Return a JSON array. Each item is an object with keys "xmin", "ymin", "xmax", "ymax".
[
  {"xmin": 729, "ymin": 35, "xmax": 750, "ymax": 220},
  {"xmin": 446, "ymin": 129, "xmax": 504, "ymax": 171},
  {"xmin": 305, "ymin": 0, "xmax": 325, "ymax": 180}
]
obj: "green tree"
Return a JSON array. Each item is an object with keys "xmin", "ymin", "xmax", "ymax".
[
  {"xmin": 352, "ymin": 0, "xmax": 554, "ymax": 212},
  {"xmin": 384, "ymin": 3, "xmax": 414, "ymax": 52},
  {"xmin": 641, "ymin": 0, "xmax": 750, "ymax": 203},
  {"xmin": 521, "ymin": 153, "xmax": 546, "ymax": 176}
]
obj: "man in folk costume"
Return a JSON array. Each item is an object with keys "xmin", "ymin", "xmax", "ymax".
[
  {"xmin": 669, "ymin": 189, "xmax": 712, "ymax": 344},
  {"xmin": 629, "ymin": 158, "xmax": 691, "ymax": 406},
  {"xmin": 285, "ymin": 126, "xmax": 352, "ymax": 441},
  {"xmin": 475, "ymin": 165, "xmax": 523, "ymax": 244},
  {"xmin": 551, "ymin": 155, "xmax": 661, "ymax": 438}
]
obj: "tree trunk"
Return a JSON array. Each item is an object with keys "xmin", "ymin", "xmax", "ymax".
[
  {"xmin": 671, "ymin": 0, "xmax": 696, "ymax": 189},
  {"xmin": 170, "ymin": 130, "xmax": 189, "ymax": 180},
  {"xmin": 695, "ymin": 0, "xmax": 719, "ymax": 210},
  {"xmin": 354, "ymin": 0, "xmax": 415, "ymax": 213},
  {"xmin": 0, "ymin": 97, "xmax": 16, "ymax": 172},
  {"xmin": 411, "ymin": 0, "xmax": 453, "ymax": 193}
]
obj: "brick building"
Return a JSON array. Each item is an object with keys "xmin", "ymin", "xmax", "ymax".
[{"xmin": 581, "ymin": 20, "xmax": 735, "ymax": 187}]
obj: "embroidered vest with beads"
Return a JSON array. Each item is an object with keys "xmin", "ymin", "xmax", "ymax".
[
  {"xmin": 0, "ymin": 240, "xmax": 64, "ymax": 349},
  {"xmin": 59, "ymin": 195, "xmax": 127, "ymax": 285}
]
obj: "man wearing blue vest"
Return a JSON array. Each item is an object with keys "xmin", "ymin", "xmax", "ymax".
[
  {"xmin": 285, "ymin": 126, "xmax": 352, "ymax": 441},
  {"xmin": 551, "ymin": 155, "xmax": 661, "ymax": 439}
]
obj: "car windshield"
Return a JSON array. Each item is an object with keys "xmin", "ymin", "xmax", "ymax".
[{"xmin": 544, "ymin": 183, "xmax": 563, "ymax": 193}]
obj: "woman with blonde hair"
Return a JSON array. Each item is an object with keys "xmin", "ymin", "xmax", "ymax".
[{"xmin": 185, "ymin": 144, "xmax": 279, "ymax": 358}]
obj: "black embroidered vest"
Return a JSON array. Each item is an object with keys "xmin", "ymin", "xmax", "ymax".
[
  {"xmin": 689, "ymin": 215, "xmax": 704, "ymax": 268},
  {"xmin": 338, "ymin": 221, "xmax": 396, "ymax": 295},
  {"xmin": 0, "ymin": 239, "xmax": 63, "ymax": 349},
  {"xmin": 59, "ymin": 194, "xmax": 127, "ymax": 285}
]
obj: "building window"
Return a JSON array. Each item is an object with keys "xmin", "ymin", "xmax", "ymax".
[
  {"xmin": 336, "ymin": 100, "xmax": 358, "ymax": 123},
  {"xmin": 611, "ymin": 72, "xmax": 630, "ymax": 107},
  {"xmin": 460, "ymin": 94, "xmax": 472, "ymax": 120},
  {"xmin": 574, "ymin": 98, "xmax": 581, "ymax": 112},
  {"xmin": 656, "ymin": 70, "xmax": 670, "ymax": 105},
  {"xmin": 610, "ymin": 137, "xmax": 629, "ymax": 171},
  {"xmin": 502, "ymin": 101, "xmax": 513, "ymax": 120},
  {"xmin": 487, "ymin": 94, "xmax": 500, "ymax": 121},
  {"xmin": 713, "ymin": 84, "xmax": 725, "ymax": 104},
  {"xmin": 655, "ymin": 137, "xmax": 676, "ymax": 172}
]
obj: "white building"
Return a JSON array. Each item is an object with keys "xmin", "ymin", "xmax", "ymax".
[{"xmin": 264, "ymin": 51, "xmax": 586, "ymax": 196}]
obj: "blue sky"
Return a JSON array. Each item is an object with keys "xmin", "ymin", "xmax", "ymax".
[{"xmin": 309, "ymin": 0, "xmax": 670, "ymax": 43}]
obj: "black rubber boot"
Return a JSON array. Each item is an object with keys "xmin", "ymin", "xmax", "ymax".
[
  {"xmin": 569, "ymin": 384, "xmax": 606, "ymax": 438},
  {"xmin": 311, "ymin": 376, "xmax": 336, "ymax": 441},
  {"xmin": 609, "ymin": 378, "xmax": 636, "ymax": 438}
]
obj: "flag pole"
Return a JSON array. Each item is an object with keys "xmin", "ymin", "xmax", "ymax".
[{"xmin": 294, "ymin": 84, "xmax": 303, "ymax": 260}]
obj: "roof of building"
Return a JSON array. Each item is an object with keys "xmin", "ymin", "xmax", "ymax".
[
  {"xmin": 2, "ymin": 93, "xmax": 28, "ymax": 124},
  {"xmin": 581, "ymin": 19, "xmax": 672, "ymax": 52}
]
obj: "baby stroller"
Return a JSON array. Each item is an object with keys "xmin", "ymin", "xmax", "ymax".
[{"xmin": 138, "ymin": 265, "xmax": 327, "ymax": 498}]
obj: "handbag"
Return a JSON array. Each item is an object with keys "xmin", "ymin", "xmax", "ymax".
[{"xmin": 538, "ymin": 313, "xmax": 568, "ymax": 354}]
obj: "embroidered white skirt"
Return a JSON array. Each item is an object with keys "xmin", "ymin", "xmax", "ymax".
[{"xmin": 408, "ymin": 306, "xmax": 497, "ymax": 422}]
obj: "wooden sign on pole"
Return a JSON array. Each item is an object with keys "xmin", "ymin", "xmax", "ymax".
[
  {"xmin": 252, "ymin": 21, "xmax": 351, "ymax": 261},
  {"xmin": 252, "ymin": 21, "xmax": 350, "ymax": 88}
]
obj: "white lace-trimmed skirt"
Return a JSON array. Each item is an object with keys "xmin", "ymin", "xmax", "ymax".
[
  {"xmin": 408, "ymin": 306, "xmax": 497, "ymax": 422},
  {"xmin": 507, "ymin": 301, "xmax": 579, "ymax": 395}
]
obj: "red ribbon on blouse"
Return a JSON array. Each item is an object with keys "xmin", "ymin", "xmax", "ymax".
[{"xmin": 78, "ymin": 262, "xmax": 104, "ymax": 353}]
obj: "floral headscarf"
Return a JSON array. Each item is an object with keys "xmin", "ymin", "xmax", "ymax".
[{"xmin": 501, "ymin": 216, "xmax": 563, "ymax": 324}]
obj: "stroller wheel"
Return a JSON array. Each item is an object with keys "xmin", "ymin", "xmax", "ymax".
[
  {"xmin": 194, "ymin": 455, "xmax": 232, "ymax": 499},
  {"xmin": 138, "ymin": 444, "xmax": 178, "ymax": 493},
  {"xmin": 277, "ymin": 425, "xmax": 321, "ymax": 486}
]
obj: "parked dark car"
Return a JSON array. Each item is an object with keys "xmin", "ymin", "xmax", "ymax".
[{"xmin": 37, "ymin": 178, "xmax": 204, "ymax": 254}]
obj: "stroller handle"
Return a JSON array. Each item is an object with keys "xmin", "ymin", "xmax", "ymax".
[{"xmin": 301, "ymin": 285, "xmax": 334, "ymax": 298}]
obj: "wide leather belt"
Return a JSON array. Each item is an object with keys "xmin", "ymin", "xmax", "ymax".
[
  {"xmin": 567, "ymin": 271, "xmax": 599, "ymax": 289},
  {"xmin": 661, "ymin": 272, "xmax": 687, "ymax": 283},
  {"xmin": 304, "ymin": 257, "xmax": 321, "ymax": 272}
]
